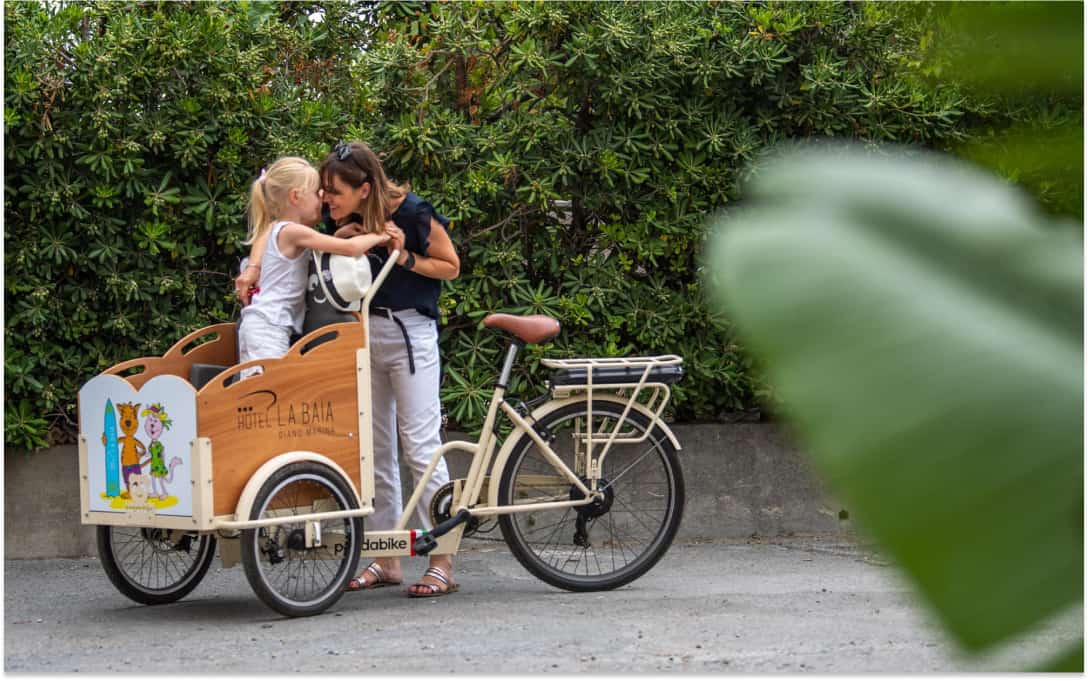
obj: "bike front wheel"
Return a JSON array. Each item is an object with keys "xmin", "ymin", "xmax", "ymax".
[
  {"xmin": 240, "ymin": 462, "xmax": 362, "ymax": 617},
  {"xmin": 498, "ymin": 400, "xmax": 684, "ymax": 591}
]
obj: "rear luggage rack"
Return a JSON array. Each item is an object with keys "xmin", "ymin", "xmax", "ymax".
[
  {"xmin": 540, "ymin": 355, "xmax": 683, "ymax": 453},
  {"xmin": 543, "ymin": 355, "xmax": 683, "ymax": 389}
]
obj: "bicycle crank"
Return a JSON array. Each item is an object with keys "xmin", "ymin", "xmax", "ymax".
[{"xmin": 430, "ymin": 481, "xmax": 481, "ymax": 536}]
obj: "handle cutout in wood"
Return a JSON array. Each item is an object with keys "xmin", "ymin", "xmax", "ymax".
[
  {"xmin": 218, "ymin": 361, "xmax": 267, "ymax": 389},
  {"xmin": 180, "ymin": 331, "xmax": 223, "ymax": 356}
]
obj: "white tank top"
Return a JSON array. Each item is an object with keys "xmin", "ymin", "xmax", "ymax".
[{"xmin": 240, "ymin": 221, "xmax": 309, "ymax": 333}]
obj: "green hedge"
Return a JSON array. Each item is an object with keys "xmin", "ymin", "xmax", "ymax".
[
  {"xmin": 4, "ymin": 1, "xmax": 1077, "ymax": 449},
  {"xmin": 4, "ymin": 1, "xmax": 370, "ymax": 448},
  {"xmin": 342, "ymin": 1, "xmax": 982, "ymax": 429}
]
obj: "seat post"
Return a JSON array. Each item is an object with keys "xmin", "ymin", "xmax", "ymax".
[
  {"xmin": 497, "ymin": 340, "xmax": 522, "ymax": 389},
  {"xmin": 460, "ymin": 340, "xmax": 521, "ymax": 504}
]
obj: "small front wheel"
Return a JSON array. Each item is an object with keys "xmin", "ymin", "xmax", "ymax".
[
  {"xmin": 498, "ymin": 400, "xmax": 685, "ymax": 591},
  {"xmin": 240, "ymin": 462, "xmax": 362, "ymax": 617},
  {"xmin": 97, "ymin": 525, "xmax": 216, "ymax": 605}
]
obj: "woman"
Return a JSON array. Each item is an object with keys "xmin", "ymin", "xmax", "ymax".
[{"xmin": 234, "ymin": 141, "xmax": 461, "ymax": 597}]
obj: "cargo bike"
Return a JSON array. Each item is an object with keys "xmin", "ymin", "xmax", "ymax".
[{"xmin": 78, "ymin": 250, "xmax": 686, "ymax": 617}]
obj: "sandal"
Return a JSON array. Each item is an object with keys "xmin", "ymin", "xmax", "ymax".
[
  {"xmin": 406, "ymin": 566, "xmax": 459, "ymax": 598},
  {"xmin": 345, "ymin": 563, "xmax": 402, "ymax": 592}
]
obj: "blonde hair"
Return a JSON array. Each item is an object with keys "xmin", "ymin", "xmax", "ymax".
[
  {"xmin": 244, "ymin": 156, "xmax": 320, "ymax": 245},
  {"xmin": 319, "ymin": 141, "xmax": 408, "ymax": 234}
]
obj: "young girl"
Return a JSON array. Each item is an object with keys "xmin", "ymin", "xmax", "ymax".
[{"xmin": 238, "ymin": 156, "xmax": 389, "ymax": 375}]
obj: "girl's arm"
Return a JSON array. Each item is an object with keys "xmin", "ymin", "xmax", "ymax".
[
  {"xmin": 281, "ymin": 223, "xmax": 389, "ymax": 257},
  {"xmin": 234, "ymin": 230, "xmax": 269, "ymax": 305},
  {"xmin": 393, "ymin": 217, "xmax": 460, "ymax": 281},
  {"xmin": 334, "ymin": 222, "xmax": 365, "ymax": 238}
]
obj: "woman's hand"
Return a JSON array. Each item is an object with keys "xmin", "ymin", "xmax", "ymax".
[
  {"xmin": 234, "ymin": 266, "xmax": 260, "ymax": 306},
  {"xmin": 334, "ymin": 222, "xmax": 365, "ymax": 239},
  {"xmin": 385, "ymin": 222, "xmax": 406, "ymax": 255}
]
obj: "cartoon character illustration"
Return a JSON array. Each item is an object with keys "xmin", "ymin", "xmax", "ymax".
[
  {"xmin": 128, "ymin": 474, "xmax": 151, "ymax": 506},
  {"xmin": 141, "ymin": 403, "xmax": 183, "ymax": 500},
  {"xmin": 102, "ymin": 402, "xmax": 146, "ymax": 499}
]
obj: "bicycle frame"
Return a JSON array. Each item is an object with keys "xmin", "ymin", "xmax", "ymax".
[
  {"xmin": 395, "ymin": 349, "xmax": 597, "ymax": 530},
  {"xmin": 374, "ymin": 345, "xmax": 683, "ymax": 552}
]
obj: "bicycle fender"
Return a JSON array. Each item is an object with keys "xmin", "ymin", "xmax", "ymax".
[
  {"xmin": 233, "ymin": 451, "xmax": 363, "ymax": 523},
  {"xmin": 485, "ymin": 394, "xmax": 681, "ymax": 509}
]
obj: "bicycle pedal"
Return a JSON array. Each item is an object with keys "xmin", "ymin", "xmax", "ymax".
[{"xmin": 413, "ymin": 533, "xmax": 438, "ymax": 556}]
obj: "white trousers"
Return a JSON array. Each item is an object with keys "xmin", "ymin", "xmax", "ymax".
[
  {"xmin": 238, "ymin": 312, "xmax": 292, "ymax": 379},
  {"xmin": 369, "ymin": 310, "xmax": 449, "ymax": 531}
]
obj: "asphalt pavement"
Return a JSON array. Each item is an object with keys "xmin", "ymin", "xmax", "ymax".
[{"xmin": 4, "ymin": 536, "xmax": 1081, "ymax": 673}]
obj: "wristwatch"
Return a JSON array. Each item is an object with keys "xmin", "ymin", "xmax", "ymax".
[{"xmin": 402, "ymin": 252, "xmax": 416, "ymax": 271}]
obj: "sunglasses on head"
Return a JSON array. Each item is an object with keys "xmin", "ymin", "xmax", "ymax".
[
  {"xmin": 332, "ymin": 141, "xmax": 370, "ymax": 182},
  {"xmin": 333, "ymin": 141, "xmax": 353, "ymax": 161}
]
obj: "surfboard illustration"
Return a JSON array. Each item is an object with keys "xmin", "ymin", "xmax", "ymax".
[{"xmin": 104, "ymin": 399, "xmax": 121, "ymax": 497}]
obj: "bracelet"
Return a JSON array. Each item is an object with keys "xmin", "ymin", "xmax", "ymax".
[
  {"xmin": 244, "ymin": 263, "xmax": 261, "ymax": 272},
  {"xmin": 402, "ymin": 252, "xmax": 416, "ymax": 271}
]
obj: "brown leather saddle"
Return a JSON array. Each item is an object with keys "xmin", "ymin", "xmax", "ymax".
[{"xmin": 482, "ymin": 313, "xmax": 561, "ymax": 345}]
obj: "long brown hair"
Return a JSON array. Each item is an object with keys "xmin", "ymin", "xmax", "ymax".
[{"xmin": 320, "ymin": 141, "xmax": 409, "ymax": 234}]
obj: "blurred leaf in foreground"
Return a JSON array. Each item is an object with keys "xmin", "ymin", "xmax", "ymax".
[
  {"xmin": 931, "ymin": 2, "xmax": 1084, "ymax": 221},
  {"xmin": 704, "ymin": 144, "xmax": 1082, "ymax": 658}
]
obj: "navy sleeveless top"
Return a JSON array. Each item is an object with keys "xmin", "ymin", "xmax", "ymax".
[{"xmin": 368, "ymin": 192, "xmax": 450, "ymax": 320}]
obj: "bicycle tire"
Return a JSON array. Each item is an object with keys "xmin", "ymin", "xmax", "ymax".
[
  {"xmin": 97, "ymin": 525, "xmax": 216, "ymax": 605},
  {"xmin": 498, "ymin": 400, "xmax": 684, "ymax": 591},
  {"xmin": 240, "ymin": 461, "xmax": 362, "ymax": 617}
]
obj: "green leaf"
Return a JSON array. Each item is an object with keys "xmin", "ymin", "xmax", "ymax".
[
  {"xmin": 705, "ymin": 144, "xmax": 1082, "ymax": 653},
  {"xmin": 1040, "ymin": 640, "xmax": 1083, "ymax": 673},
  {"xmin": 4, "ymin": 400, "xmax": 49, "ymax": 451}
]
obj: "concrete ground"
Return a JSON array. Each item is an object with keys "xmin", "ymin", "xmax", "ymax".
[{"xmin": 4, "ymin": 536, "xmax": 1080, "ymax": 673}]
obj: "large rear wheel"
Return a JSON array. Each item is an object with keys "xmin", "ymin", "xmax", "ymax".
[{"xmin": 498, "ymin": 400, "xmax": 684, "ymax": 591}]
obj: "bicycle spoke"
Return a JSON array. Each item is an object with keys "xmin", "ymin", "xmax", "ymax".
[
  {"xmin": 601, "ymin": 439, "xmax": 664, "ymax": 489},
  {"xmin": 610, "ymin": 493, "xmax": 665, "ymax": 538}
]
